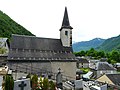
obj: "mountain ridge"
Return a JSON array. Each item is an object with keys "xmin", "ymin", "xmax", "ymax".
[
  {"xmin": 97, "ymin": 35, "xmax": 120, "ymax": 52},
  {"xmin": 72, "ymin": 38, "xmax": 105, "ymax": 52},
  {"xmin": 73, "ymin": 34, "xmax": 120, "ymax": 52},
  {"xmin": 0, "ymin": 10, "xmax": 34, "ymax": 39}
]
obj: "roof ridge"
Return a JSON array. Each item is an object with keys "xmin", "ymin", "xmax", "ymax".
[{"xmin": 12, "ymin": 34, "xmax": 60, "ymax": 40}]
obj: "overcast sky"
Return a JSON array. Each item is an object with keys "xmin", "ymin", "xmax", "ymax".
[{"xmin": 0, "ymin": 0, "xmax": 120, "ymax": 42}]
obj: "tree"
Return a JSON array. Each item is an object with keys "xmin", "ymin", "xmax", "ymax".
[
  {"xmin": 97, "ymin": 51, "xmax": 105, "ymax": 59},
  {"xmin": 2, "ymin": 74, "xmax": 14, "ymax": 90},
  {"xmin": 74, "ymin": 50, "xmax": 86, "ymax": 57},
  {"xmin": 109, "ymin": 50, "xmax": 120, "ymax": 63},
  {"xmin": 31, "ymin": 74, "xmax": 38, "ymax": 90},
  {"xmin": 39, "ymin": 76, "xmax": 43, "ymax": 89},
  {"xmin": 49, "ymin": 81, "xmax": 56, "ymax": 90},
  {"xmin": 74, "ymin": 52, "xmax": 81, "ymax": 56},
  {"xmin": 42, "ymin": 78, "xmax": 49, "ymax": 90},
  {"xmin": 106, "ymin": 50, "xmax": 120, "ymax": 64},
  {"xmin": 79, "ymin": 50, "xmax": 86, "ymax": 56},
  {"xmin": 86, "ymin": 48, "xmax": 97, "ymax": 57}
]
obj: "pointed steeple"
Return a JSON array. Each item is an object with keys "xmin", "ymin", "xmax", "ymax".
[{"xmin": 60, "ymin": 7, "xmax": 73, "ymax": 31}]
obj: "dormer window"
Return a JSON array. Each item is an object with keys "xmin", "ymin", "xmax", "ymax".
[{"xmin": 65, "ymin": 31, "xmax": 68, "ymax": 36}]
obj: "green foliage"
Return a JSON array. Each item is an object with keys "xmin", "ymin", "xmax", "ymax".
[
  {"xmin": 29, "ymin": 75, "xmax": 56, "ymax": 90},
  {"xmin": 0, "ymin": 10, "xmax": 34, "ymax": 40},
  {"xmin": 49, "ymin": 81, "xmax": 56, "ymax": 90},
  {"xmin": 2, "ymin": 74, "xmax": 14, "ymax": 90},
  {"xmin": 43, "ymin": 78, "xmax": 49, "ymax": 90},
  {"xmin": 107, "ymin": 50, "xmax": 120, "ymax": 64},
  {"xmin": 80, "ymin": 68, "xmax": 90, "ymax": 73},
  {"xmin": 29, "ymin": 74, "xmax": 56, "ymax": 90},
  {"xmin": 31, "ymin": 74, "xmax": 38, "ymax": 90},
  {"xmin": 74, "ymin": 48, "xmax": 105, "ymax": 59},
  {"xmin": 39, "ymin": 76, "xmax": 43, "ymax": 89},
  {"xmin": 74, "ymin": 48, "xmax": 120, "ymax": 64},
  {"xmin": 74, "ymin": 50, "xmax": 86, "ymax": 57},
  {"xmin": 0, "ymin": 47, "xmax": 7, "ymax": 54},
  {"xmin": 86, "ymin": 48, "xmax": 97, "ymax": 57}
]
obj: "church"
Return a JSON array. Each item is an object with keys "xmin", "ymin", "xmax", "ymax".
[{"xmin": 7, "ymin": 7, "xmax": 76, "ymax": 80}]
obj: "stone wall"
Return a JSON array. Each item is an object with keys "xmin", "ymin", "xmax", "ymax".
[
  {"xmin": 8, "ymin": 61, "xmax": 52, "ymax": 75},
  {"xmin": 8, "ymin": 61, "xmax": 76, "ymax": 80},
  {"xmin": 51, "ymin": 61, "xmax": 76, "ymax": 80}
]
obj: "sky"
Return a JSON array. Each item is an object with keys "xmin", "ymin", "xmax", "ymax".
[{"xmin": 0, "ymin": 0, "xmax": 120, "ymax": 42}]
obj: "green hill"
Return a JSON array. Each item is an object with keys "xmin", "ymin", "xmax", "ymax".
[
  {"xmin": 72, "ymin": 38, "xmax": 105, "ymax": 52},
  {"xmin": 0, "ymin": 10, "xmax": 34, "ymax": 39},
  {"xmin": 97, "ymin": 35, "xmax": 120, "ymax": 52}
]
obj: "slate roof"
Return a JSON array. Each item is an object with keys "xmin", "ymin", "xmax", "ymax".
[
  {"xmin": 106, "ymin": 74, "xmax": 120, "ymax": 86},
  {"xmin": 76, "ymin": 57, "xmax": 89, "ymax": 63},
  {"xmin": 8, "ymin": 34, "xmax": 76, "ymax": 61},
  {"xmin": 60, "ymin": 7, "xmax": 73, "ymax": 31},
  {"xmin": 96, "ymin": 62, "xmax": 116, "ymax": 70}
]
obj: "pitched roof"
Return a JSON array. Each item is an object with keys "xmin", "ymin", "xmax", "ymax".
[
  {"xmin": 106, "ymin": 74, "xmax": 120, "ymax": 85},
  {"xmin": 60, "ymin": 7, "xmax": 73, "ymax": 31},
  {"xmin": 8, "ymin": 34, "xmax": 76, "ymax": 61},
  {"xmin": 76, "ymin": 57, "xmax": 89, "ymax": 63},
  {"xmin": 96, "ymin": 62, "xmax": 116, "ymax": 70}
]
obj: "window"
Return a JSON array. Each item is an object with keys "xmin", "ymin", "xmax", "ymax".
[{"xmin": 65, "ymin": 31, "xmax": 68, "ymax": 35}]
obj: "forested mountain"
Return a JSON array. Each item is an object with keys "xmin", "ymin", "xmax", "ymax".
[
  {"xmin": 97, "ymin": 35, "xmax": 120, "ymax": 52},
  {"xmin": 72, "ymin": 38, "xmax": 105, "ymax": 52},
  {"xmin": 0, "ymin": 10, "xmax": 34, "ymax": 39}
]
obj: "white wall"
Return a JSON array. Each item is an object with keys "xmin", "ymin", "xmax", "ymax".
[
  {"xmin": 97, "ymin": 70, "xmax": 117, "ymax": 78},
  {"xmin": 60, "ymin": 28, "xmax": 72, "ymax": 47}
]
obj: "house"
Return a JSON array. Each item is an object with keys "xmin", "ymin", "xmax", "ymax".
[
  {"xmin": 114, "ymin": 63, "xmax": 120, "ymax": 71},
  {"xmin": 90, "ymin": 84, "xmax": 107, "ymax": 90},
  {"xmin": 0, "ymin": 38, "xmax": 9, "ymax": 54},
  {"xmin": 97, "ymin": 74, "xmax": 120, "ymax": 86},
  {"xmin": 7, "ymin": 7, "xmax": 77, "ymax": 80},
  {"xmin": 0, "ymin": 38, "xmax": 9, "ymax": 66},
  {"xmin": 89, "ymin": 59, "xmax": 99, "ymax": 69},
  {"xmin": 91, "ymin": 62, "xmax": 117, "ymax": 78},
  {"xmin": 76, "ymin": 57, "xmax": 89, "ymax": 68}
]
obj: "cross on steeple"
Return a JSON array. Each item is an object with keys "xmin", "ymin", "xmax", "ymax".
[{"xmin": 18, "ymin": 81, "xmax": 27, "ymax": 90}]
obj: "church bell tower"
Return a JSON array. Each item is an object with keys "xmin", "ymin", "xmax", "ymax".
[{"xmin": 60, "ymin": 7, "xmax": 73, "ymax": 47}]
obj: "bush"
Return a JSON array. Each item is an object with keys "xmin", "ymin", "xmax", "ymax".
[
  {"xmin": 2, "ymin": 74, "xmax": 14, "ymax": 90},
  {"xmin": 31, "ymin": 74, "xmax": 38, "ymax": 90}
]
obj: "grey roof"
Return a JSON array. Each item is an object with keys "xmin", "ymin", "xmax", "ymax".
[
  {"xmin": 96, "ymin": 62, "xmax": 116, "ymax": 70},
  {"xmin": 106, "ymin": 74, "xmax": 120, "ymax": 85},
  {"xmin": 60, "ymin": 7, "xmax": 73, "ymax": 31},
  {"xmin": 8, "ymin": 34, "xmax": 76, "ymax": 61},
  {"xmin": 76, "ymin": 57, "xmax": 89, "ymax": 63}
]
